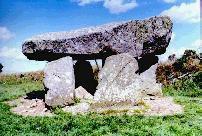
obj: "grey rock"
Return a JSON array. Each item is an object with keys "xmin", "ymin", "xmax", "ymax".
[
  {"xmin": 22, "ymin": 16, "xmax": 172, "ymax": 61},
  {"xmin": 94, "ymin": 53, "xmax": 162, "ymax": 102},
  {"xmin": 10, "ymin": 98, "xmax": 53, "ymax": 117},
  {"xmin": 139, "ymin": 64, "xmax": 162, "ymax": 96},
  {"xmin": 75, "ymin": 86, "xmax": 93, "ymax": 100},
  {"xmin": 94, "ymin": 53, "xmax": 141, "ymax": 102},
  {"xmin": 44, "ymin": 57, "xmax": 75, "ymax": 107},
  {"xmin": 62, "ymin": 102, "xmax": 90, "ymax": 115},
  {"xmin": 144, "ymin": 96, "xmax": 183, "ymax": 116}
]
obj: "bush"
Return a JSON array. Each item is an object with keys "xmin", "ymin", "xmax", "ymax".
[
  {"xmin": 0, "ymin": 71, "xmax": 44, "ymax": 85},
  {"xmin": 163, "ymin": 72, "xmax": 201, "ymax": 97},
  {"xmin": 157, "ymin": 50, "xmax": 200, "ymax": 85}
]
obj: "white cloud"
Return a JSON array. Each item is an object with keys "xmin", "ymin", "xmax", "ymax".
[
  {"xmin": 0, "ymin": 46, "xmax": 26, "ymax": 60},
  {"xmin": 161, "ymin": 0, "xmax": 200, "ymax": 23},
  {"xmin": 75, "ymin": 0, "xmax": 102, "ymax": 5},
  {"xmin": 103, "ymin": 0, "xmax": 137, "ymax": 14},
  {"xmin": 159, "ymin": 47, "xmax": 184, "ymax": 62},
  {"xmin": 0, "ymin": 26, "xmax": 14, "ymax": 40},
  {"xmin": 163, "ymin": 0, "xmax": 176, "ymax": 3},
  {"xmin": 1, "ymin": 59, "xmax": 46, "ymax": 74},
  {"xmin": 170, "ymin": 32, "xmax": 175, "ymax": 42},
  {"xmin": 0, "ymin": 46, "xmax": 47, "ymax": 73},
  {"xmin": 191, "ymin": 39, "xmax": 202, "ymax": 53},
  {"xmin": 74, "ymin": 0, "xmax": 138, "ymax": 14},
  {"xmin": 191, "ymin": 39, "xmax": 201, "ymax": 48},
  {"xmin": 159, "ymin": 39, "xmax": 201, "ymax": 62}
]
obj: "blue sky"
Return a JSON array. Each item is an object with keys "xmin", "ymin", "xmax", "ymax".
[{"xmin": 0, "ymin": 0, "xmax": 200, "ymax": 73}]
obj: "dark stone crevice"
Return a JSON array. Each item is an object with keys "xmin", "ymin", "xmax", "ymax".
[
  {"xmin": 74, "ymin": 60, "xmax": 98, "ymax": 95},
  {"xmin": 136, "ymin": 55, "xmax": 158, "ymax": 74}
]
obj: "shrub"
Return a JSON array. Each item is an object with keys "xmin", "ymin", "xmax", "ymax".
[
  {"xmin": 163, "ymin": 72, "xmax": 201, "ymax": 97},
  {"xmin": 157, "ymin": 50, "xmax": 200, "ymax": 85},
  {"xmin": 0, "ymin": 71, "xmax": 44, "ymax": 85}
]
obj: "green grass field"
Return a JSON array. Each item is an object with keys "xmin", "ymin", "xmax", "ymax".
[{"xmin": 0, "ymin": 75, "xmax": 201, "ymax": 135}]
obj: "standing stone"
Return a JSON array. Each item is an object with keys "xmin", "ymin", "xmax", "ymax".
[
  {"xmin": 139, "ymin": 64, "xmax": 162, "ymax": 96},
  {"xmin": 44, "ymin": 57, "xmax": 75, "ymax": 107},
  {"xmin": 94, "ymin": 53, "xmax": 162, "ymax": 102},
  {"xmin": 94, "ymin": 53, "xmax": 141, "ymax": 102}
]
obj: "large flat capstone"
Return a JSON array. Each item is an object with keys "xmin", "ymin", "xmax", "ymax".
[{"xmin": 22, "ymin": 16, "xmax": 172, "ymax": 61}]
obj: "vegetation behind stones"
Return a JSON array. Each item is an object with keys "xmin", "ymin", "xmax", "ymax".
[
  {"xmin": 0, "ymin": 71, "xmax": 44, "ymax": 85},
  {"xmin": 156, "ymin": 50, "xmax": 200, "ymax": 85}
]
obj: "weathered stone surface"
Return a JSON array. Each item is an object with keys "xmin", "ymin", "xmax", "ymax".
[
  {"xmin": 62, "ymin": 102, "xmax": 90, "ymax": 115},
  {"xmin": 9, "ymin": 97, "xmax": 53, "ymax": 116},
  {"xmin": 144, "ymin": 96, "xmax": 183, "ymax": 116},
  {"xmin": 94, "ymin": 53, "xmax": 141, "ymax": 102},
  {"xmin": 22, "ymin": 16, "xmax": 172, "ymax": 61},
  {"xmin": 94, "ymin": 53, "xmax": 162, "ymax": 102},
  {"xmin": 138, "ymin": 64, "xmax": 162, "ymax": 96},
  {"xmin": 44, "ymin": 57, "xmax": 75, "ymax": 107},
  {"xmin": 75, "ymin": 86, "xmax": 93, "ymax": 100},
  {"xmin": 90, "ymin": 97, "xmax": 183, "ymax": 116}
]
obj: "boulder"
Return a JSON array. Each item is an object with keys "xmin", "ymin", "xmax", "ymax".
[
  {"xmin": 138, "ymin": 64, "xmax": 162, "ymax": 96},
  {"xmin": 94, "ymin": 53, "xmax": 141, "ymax": 102},
  {"xmin": 75, "ymin": 86, "xmax": 93, "ymax": 100},
  {"xmin": 44, "ymin": 57, "xmax": 75, "ymax": 107},
  {"xmin": 22, "ymin": 16, "xmax": 172, "ymax": 61},
  {"xmin": 94, "ymin": 53, "xmax": 162, "ymax": 102},
  {"xmin": 62, "ymin": 102, "xmax": 90, "ymax": 115}
]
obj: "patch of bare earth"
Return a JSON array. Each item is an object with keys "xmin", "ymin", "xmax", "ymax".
[
  {"xmin": 6, "ymin": 96, "xmax": 183, "ymax": 116},
  {"xmin": 143, "ymin": 96, "xmax": 184, "ymax": 116},
  {"xmin": 88, "ymin": 96, "xmax": 183, "ymax": 116},
  {"xmin": 6, "ymin": 97, "xmax": 53, "ymax": 116}
]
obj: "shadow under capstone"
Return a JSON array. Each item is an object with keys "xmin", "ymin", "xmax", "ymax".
[
  {"xmin": 136, "ymin": 55, "xmax": 159, "ymax": 74},
  {"xmin": 74, "ymin": 60, "xmax": 98, "ymax": 95}
]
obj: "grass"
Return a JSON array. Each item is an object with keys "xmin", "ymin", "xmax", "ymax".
[
  {"xmin": 0, "ymin": 81, "xmax": 43, "ymax": 102},
  {"xmin": 0, "ymin": 74, "xmax": 201, "ymax": 135},
  {"xmin": 163, "ymin": 79, "xmax": 201, "ymax": 97}
]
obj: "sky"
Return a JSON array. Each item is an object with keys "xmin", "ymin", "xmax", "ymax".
[{"xmin": 0, "ymin": 0, "xmax": 201, "ymax": 73}]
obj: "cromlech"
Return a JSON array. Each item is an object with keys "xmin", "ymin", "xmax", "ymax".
[{"xmin": 22, "ymin": 16, "xmax": 173, "ymax": 107}]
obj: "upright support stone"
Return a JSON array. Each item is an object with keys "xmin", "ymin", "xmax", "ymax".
[
  {"xmin": 44, "ymin": 57, "xmax": 75, "ymax": 107},
  {"xmin": 138, "ymin": 64, "xmax": 162, "ymax": 96},
  {"xmin": 94, "ymin": 53, "xmax": 162, "ymax": 102},
  {"xmin": 94, "ymin": 53, "xmax": 140, "ymax": 102}
]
